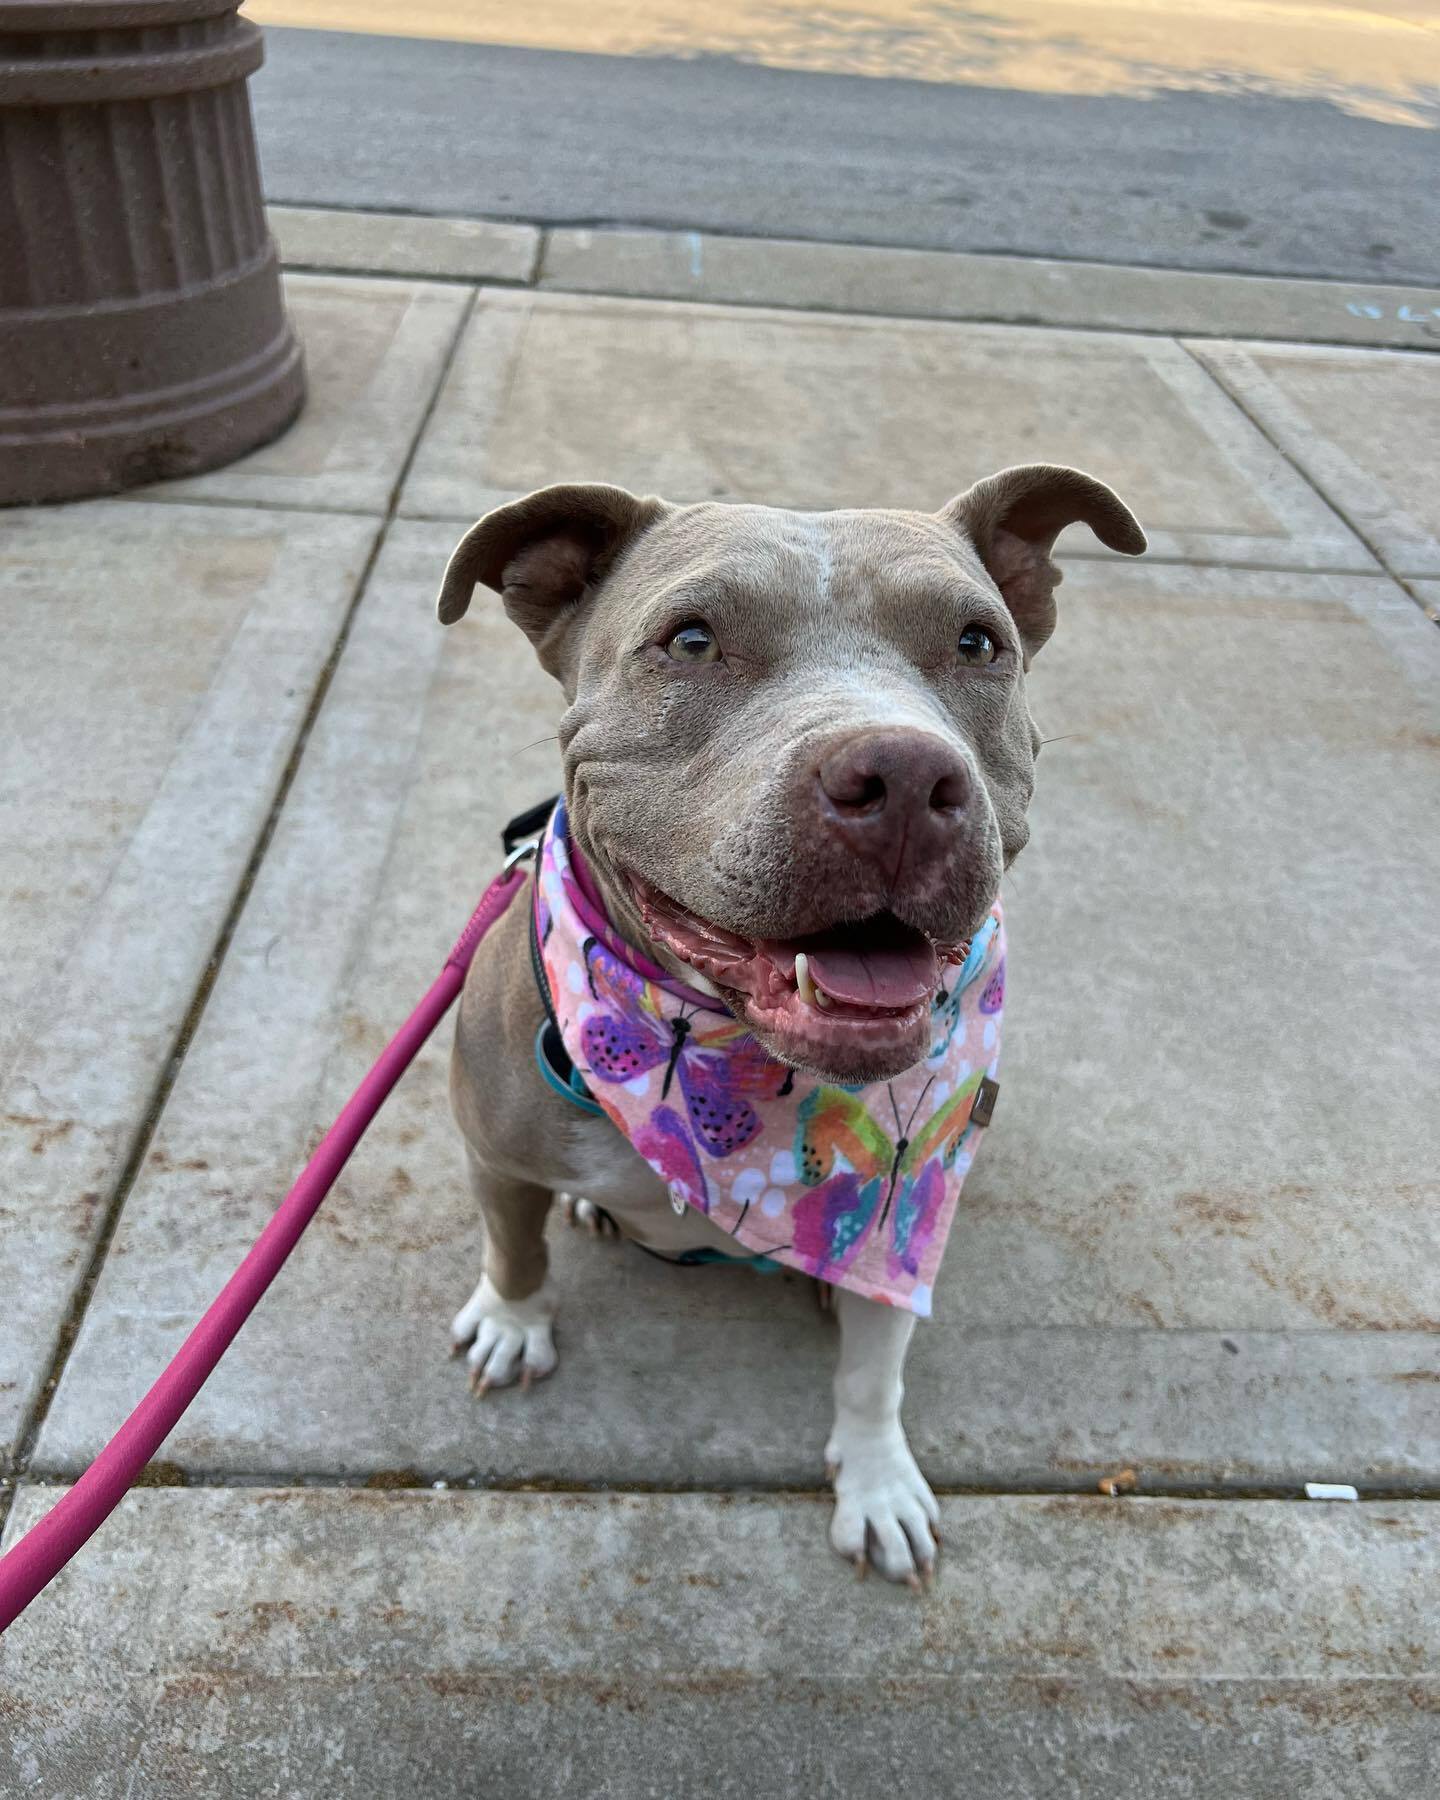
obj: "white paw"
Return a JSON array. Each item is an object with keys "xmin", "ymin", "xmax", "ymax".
[
  {"xmin": 825, "ymin": 1419, "xmax": 940, "ymax": 1588},
  {"xmin": 559, "ymin": 1190, "xmax": 619, "ymax": 1237},
  {"xmin": 449, "ymin": 1275, "xmax": 558, "ymax": 1396}
]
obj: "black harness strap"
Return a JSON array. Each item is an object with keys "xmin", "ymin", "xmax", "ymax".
[
  {"xmin": 502, "ymin": 795, "xmax": 561, "ymax": 861},
  {"xmin": 501, "ymin": 796, "xmax": 598, "ymax": 1110}
]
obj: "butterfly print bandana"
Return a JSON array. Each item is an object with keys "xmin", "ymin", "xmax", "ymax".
[{"xmin": 534, "ymin": 802, "xmax": 1005, "ymax": 1317}]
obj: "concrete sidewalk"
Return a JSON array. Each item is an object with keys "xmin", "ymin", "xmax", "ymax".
[{"xmin": 3, "ymin": 213, "xmax": 1439, "ymax": 1796}]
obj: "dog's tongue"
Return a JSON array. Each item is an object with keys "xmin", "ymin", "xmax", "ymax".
[{"xmin": 807, "ymin": 938, "xmax": 938, "ymax": 1008}]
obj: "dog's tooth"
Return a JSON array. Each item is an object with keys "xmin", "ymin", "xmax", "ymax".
[
  {"xmin": 815, "ymin": 988, "xmax": 834, "ymax": 1010},
  {"xmin": 794, "ymin": 952, "xmax": 816, "ymax": 1007}
]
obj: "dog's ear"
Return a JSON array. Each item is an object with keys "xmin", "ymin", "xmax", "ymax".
[
  {"xmin": 939, "ymin": 464, "xmax": 1145, "ymax": 662},
  {"xmin": 437, "ymin": 483, "xmax": 667, "ymax": 668}
]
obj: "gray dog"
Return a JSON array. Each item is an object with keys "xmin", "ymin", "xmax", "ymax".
[{"xmin": 439, "ymin": 466, "xmax": 1144, "ymax": 1585}]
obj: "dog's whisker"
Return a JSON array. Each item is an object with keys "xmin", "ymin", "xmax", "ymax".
[
  {"xmin": 1039, "ymin": 733, "xmax": 1079, "ymax": 747},
  {"xmin": 506, "ymin": 734, "xmax": 560, "ymax": 760}
]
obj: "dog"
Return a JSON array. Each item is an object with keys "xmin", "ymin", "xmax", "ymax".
[{"xmin": 439, "ymin": 466, "xmax": 1144, "ymax": 1585}]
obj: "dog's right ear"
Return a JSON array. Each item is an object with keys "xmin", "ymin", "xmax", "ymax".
[{"xmin": 436, "ymin": 484, "xmax": 667, "ymax": 668}]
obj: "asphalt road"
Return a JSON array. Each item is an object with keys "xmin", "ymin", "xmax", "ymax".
[{"xmin": 252, "ymin": 27, "xmax": 1440, "ymax": 283}]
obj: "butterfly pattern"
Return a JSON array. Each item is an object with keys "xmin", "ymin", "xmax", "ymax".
[
  {"xmin": 928, "ymin": 915, "xmax": 1001, "ymax": 1063},
  {"xmin": 791, "ymin": 1071, "xmax": 987, "ymax": 1291},
  {"xmin": 579, "ymin": 934, "xmax": 786, "ymax": 1168},
  {"xmin": 536, "ymin": 802, "xmax": 1005, "ymax": 1316}
]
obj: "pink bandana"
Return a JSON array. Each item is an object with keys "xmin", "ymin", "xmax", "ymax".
[{"xmin": 534, "ymin": 803, "xmax": 1004, "ymax": 1316}]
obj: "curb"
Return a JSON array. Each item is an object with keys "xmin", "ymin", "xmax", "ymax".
[{"xmin": 269, "ymin": 206, "xmax": 1440, "ymax": 352}]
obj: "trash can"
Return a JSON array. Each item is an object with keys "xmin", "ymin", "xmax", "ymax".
[{"xmin": 0, "ymin": 0, "xmax": 304, "ymax": 504}]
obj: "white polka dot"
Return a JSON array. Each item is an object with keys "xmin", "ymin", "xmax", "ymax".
[
  {"xmin": 982, "ymin": 1019, "xmax": 997, "ymax": 1050},
  {"xmin": 732, "ymin": 1168, "xmax": 766, "ymax": 1204},
  {"xmin": 565, "ymin": 961, "xmax": 585, "ymax": 994},
  {"xmin": 760, "ymin": 1188, "xmax": 787, "ymax": 1218},
  {"xmin": 768, "ymin": 1149, "xmax": 797, "ymax": 1186},
  {"xmin": 624, "ymin": 1073, "xmax": 651, "ymax": 1097},
  {"xmin": 930, "ymin": 1081, "xmax": 950, "ymax": 1107},
  {"xmin": 911, "ymin": 1285, "xmax": 933, "ymax": 1317},
  {"xmin": 953, "ymin": 1149, "xmax": 973, "ymax": 1176}
]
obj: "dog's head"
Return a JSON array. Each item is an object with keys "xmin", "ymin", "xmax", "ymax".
[{"xmin": 439, "ymin": 468, "xmax": 1144, "ymax": 1083}]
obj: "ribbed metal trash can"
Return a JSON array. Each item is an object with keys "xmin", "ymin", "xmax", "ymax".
[{"xmin": 0, "ymin": 0, "xmax": 304, "ymax": 504}]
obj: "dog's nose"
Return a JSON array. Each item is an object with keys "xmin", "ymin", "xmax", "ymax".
[{"xmin": 816, "ymin": 729, "xmax": 971, "ymax": 869}]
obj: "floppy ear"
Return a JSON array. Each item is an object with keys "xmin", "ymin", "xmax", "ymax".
[
  {"xmin": 939, "ymin": 463, "xmax": 1145, "ymax": 661},
  {"xmin": 437, "ymin": 482, "xmax": 667, "ymax": 671}
]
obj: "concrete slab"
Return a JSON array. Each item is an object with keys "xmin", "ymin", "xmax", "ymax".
[
  {"xmin": 138, "ymin": 275, "xmax": 471, "ymax": 515},
  {"xmin": 37, "ymin": 554, "xmax": 1440, "ymax": 1487},
  {"xmin": 1190, "ymin": 340, "xmax": 1440, "ymax": 578},
  {"xmin": 542, "ymin": 226, "xmax": 1440, "ymax": 353},
  {"xmin": 271, "ymin": 205, "xmax": 539, "ymax": 285},
  {"xmin": 3, "ymin": 1487, "xmax": 1437, "ymax": 1796},
  {"xmin": 0, "ymin": 503, "xmax": 378, "ymax": 1464},
  {"xmin": 399, "ymin": 292, "xmax": 1371, "ymax": 572}
]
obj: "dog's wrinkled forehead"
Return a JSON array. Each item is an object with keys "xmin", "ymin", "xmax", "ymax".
[{"xmin": 589, "ymin": 502, "xmax": 992, "ymax": 647}]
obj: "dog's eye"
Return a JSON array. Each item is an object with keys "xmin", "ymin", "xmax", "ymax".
[
  {"xmin": 666, "ymin": 621, "xmax": 721, "ymax": 664},
  {"xmin": 957, "ymin": 625, "xmax": 998, "ymax": 666}
]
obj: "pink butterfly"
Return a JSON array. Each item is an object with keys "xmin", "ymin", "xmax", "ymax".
[{"xmin": 632, "ymin": 1104, "xmax": 711, "ymax": 1214}]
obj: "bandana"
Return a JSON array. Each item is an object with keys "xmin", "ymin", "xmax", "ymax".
[{"xmin": 534, "ymin": 803, "xmax": 1004, "ymax": 1316}]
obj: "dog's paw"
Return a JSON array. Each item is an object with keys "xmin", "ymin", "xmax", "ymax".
[
  {"xmin": 449, "ymin": 1275, "xmax": 558, "ymax": 1396},
  {"xmin": 825, "ymin": 1419, "xmax": 940, "ymax": 1588},
  {"xmin": 559, "ymin": 1190, "xmax": 620, "ymax": 1237}
]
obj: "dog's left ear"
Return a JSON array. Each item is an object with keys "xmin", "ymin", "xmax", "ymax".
[
  {"xmin": 436, "ymin": 481, "xmax": 667, "ymax": 628},
  {"xmin": 939, "ymin": 464, "xmax": 1145, "ymax": 662}
]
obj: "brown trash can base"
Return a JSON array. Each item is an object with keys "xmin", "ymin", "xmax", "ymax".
[
  {"xmin": 0, "ymin": 0, "xmax": 306, "ymax": 507},
  {"xmin": 0, "ymin": 252, "xmax": 306, "ymax": 506}
]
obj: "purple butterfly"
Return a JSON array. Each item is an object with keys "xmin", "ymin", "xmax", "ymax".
[{"xmin": 578, "ymin": 936, "xmax": 779, "ymax": 1158}]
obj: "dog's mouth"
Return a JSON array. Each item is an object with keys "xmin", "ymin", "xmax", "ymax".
[{"xmin": 630, "ymin": 876, "xmax": 967, "ymax": 1079}]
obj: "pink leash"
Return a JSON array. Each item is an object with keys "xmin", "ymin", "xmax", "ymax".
[{"xmin": 0, "ymin": 862, "xmax": 529, "ymax": 1635}]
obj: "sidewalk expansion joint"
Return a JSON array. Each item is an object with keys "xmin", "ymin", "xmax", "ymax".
[
  {"xmin": 17, "ymin": 1470, "xmax": 1440, "ymax": 1506},
  {"xmin": 1174, "ymin": 337, "xmax": 1435, "ymax": 617}
]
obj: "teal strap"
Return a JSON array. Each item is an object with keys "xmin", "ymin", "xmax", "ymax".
[
  {"xmin": 534, "ymin": 1021, "xmax": 605, "ymax": 1116},
  {"xmin": 666, "ymin": 1246, "xmax": 784, "ymax": 1274}
]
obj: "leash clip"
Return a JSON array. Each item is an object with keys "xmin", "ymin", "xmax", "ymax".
[{"xmin": 502, "ymin": 837, "xmax": 540, "ymax": 874}]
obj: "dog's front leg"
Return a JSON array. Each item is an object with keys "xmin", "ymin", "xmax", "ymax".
[
  {"xmin": 449, "ymin": 1150, "xmax": 558, "ymax": 1395},
  {"xmin": 826, "ymin": 1290, "xmax": 940, "ymax": 1586}
]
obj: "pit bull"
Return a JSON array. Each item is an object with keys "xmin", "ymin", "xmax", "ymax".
[{"xmin": 439, "ymin": 466, "xmax": 1145, "ymax": 1585}]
